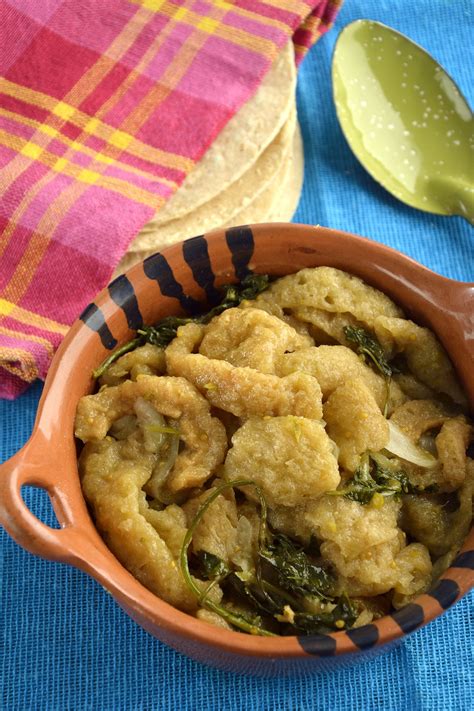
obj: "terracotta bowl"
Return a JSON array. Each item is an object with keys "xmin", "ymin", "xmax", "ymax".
[{"xmin": 1, "ymin": 223, "xmax": 473, "ymax": 676}]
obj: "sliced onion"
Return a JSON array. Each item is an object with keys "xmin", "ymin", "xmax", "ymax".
[
  {"xmin": 134, "ymin": 397, "xmax": 168, "ymax": 453},
  {"xmin": 419, "ymin": 431, "xmax": 438, "ymax": 455},
  {"xmin": 108, "ymin": 414, "xmax": 137, "ymax": 440},
  {"xmin": 386, "ymin": 421, "xmax": 438, "ymax": 469},
  {"xmin": 133, "ymin": 397, "xmax": 180, "ymax": 497},
  {"xmin": 145, "ymin": 423, "xmax": 179, "ymax": 435},
  {"xmin": 147, "ymin": 432, "xmax": 180, "ymax": 499}
]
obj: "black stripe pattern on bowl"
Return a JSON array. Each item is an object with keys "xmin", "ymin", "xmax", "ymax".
[
  {"xmin": 428, "ymin": 579, "xmax": 460, "ymax": 610},
  {"xmin": 225, "ymin": 226, "xmax": 255, "ymax": 280},
  {"xmin": 182, "ymin": 235, "xmax": 220, "ymax": 304},
  {"xmin": 452, "ymin": 550, "xmax": 474, "ymax": 569},
  {"xmin": 143, "ymin": 251, "xmax": 202, "ymax": 315},
  {"xmin": 108, "ymin": 275, "xmax": 143, "ymax": 330},
  {"xmin": 297, "ymin": 633, "xmax": 337, "ymax": 657},
  {"xmin": 391, "ymin": 603, "xmax": 425, "ymax": 634},
  {"xmin": 79, "ymin": 303, "xmax": 117, "ymax": 350},
  {"xmin": 347, "ymin": 624, "xmax": 379, "ymax": 650}
]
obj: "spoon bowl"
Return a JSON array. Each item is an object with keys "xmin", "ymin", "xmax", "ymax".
[{"xmin": 332, "ymin": 20, "xmax": 474, "ymax": 222}]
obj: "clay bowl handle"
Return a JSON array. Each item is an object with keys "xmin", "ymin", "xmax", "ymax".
[{"xmin": 0, "ymin": 429, "xmax": 95, "ymax": 565}]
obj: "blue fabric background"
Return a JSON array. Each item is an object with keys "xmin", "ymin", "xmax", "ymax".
[{"xmin": 1, "ymin": 1, "xmax": 473, "ymax": 709}]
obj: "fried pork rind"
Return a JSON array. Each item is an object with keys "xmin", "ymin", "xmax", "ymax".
[
  {"xmin": 392, "ymin": 373, "xmax": 435, "ymax": 401},
  {"xmin": 390, "ymin": 400, "xmax": 455, "ymax": 444},
  {"xmin": 231, "ymin": 501, "xmax": 260, "ymax": 572},
  {"xmin": 401, "ymin": 460, "xmax": 474, "ymax": 563},
  {"xmin": 183, "ymin": 484, "xmax": 239, "ymax": 564},
  {"xmin": 323, "ymin": 378, "xmax": 390, "ymax": 472},
  {"xmin": 144, "ymin": 503, "xmax": 188, "ymax": 560},
  {"xmin": 98, "ymin": 344, "xmax": 166, "ymax": 387},
  {"xmin": 166, "ymin": 322, "xmax": 323, "ymax": 419},
  {"xmin": 307, "ymin": 496, "xmax": 401, "ymax": 557},
  {"xmin": 269, "ymin": 496, "xmax": 432, "ymax": 604},
  {"xmin": 292, "ymin": 308, "xmax": 362, "ymax": 345},
  {"xmin": 374, "ymin": 315, "xmax": 466, "ymax": 406},
  {"xmin": 435, "ymin": 417, "xmax": 472, "ymax": 490},
  {"xmin": 305, "ymin": 496, "xmax": 401, "ymax": 596},
  {"xmin": 389, "ymin": 400, "xmax": 471, "ymax": 491},
  {"xmin": 323, "ymin": 536, "xmax": 405, "ymax": 597},
  {"xmin": 267, "ymin": 503, "xmax": 313, "ymax": 545},
  {"xmin": 304, "ymin": 496, "xmax": 432, "ymax": 598},
  {"xmin": 276, "ymin": 345, "xmax": 405, "ymax": 412},
  {"xmin": 199, "ymin": 307, "xmax": 312, "ymax": 373},
  {"xmin": 400, "ymin": 495, "xmax": 450, "ymax": 557},
  {"xmin": 239, "ymin": 296, "xmax": 313, "ymax": 338},
  {"xmin": 431, "ymin": 459, "xmax": 474, "ymax": 576},
  {"xmin": 391, "ymin": 543, "xmax": 433, "ymax": 607},
  {"xmin": 76, "ymin": 264, "xmax": 472, "ymax": 636},
  {"xmin": 389, "ymin": 399, "xmax": 455, "ymax": 442},
  {"xmin": 252, "ymin": 267, "xmax": 403, "ymax": 344},
  {"xmin": 75, "ymin": 374, "xmax": 227, "ymax": 493},
  {"xmin": 79, "ymin": 438, "xmax": 197, "ymax": 611},
  {"xmin": 224, "ymin": 416, "xmax": 340, "ymax": 507}
]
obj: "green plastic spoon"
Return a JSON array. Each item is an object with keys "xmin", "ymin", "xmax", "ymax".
[{"xmin": 332, "ymin": 20, "xmax": 474, "ymax": 223}]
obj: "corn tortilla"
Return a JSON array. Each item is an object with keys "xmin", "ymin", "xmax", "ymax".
[
  {"xmin": 131, "ymin": 107, "xmax": 296, "ymax": 252},
  {"xmin": 113, "ymin": 120, "xmax": 303, "ymax": 278},
  {"xmin": 145, "ymin": 42, "xmax": 296, "ymax": 226},
  {"xmin": 267, "ymin": 119, "xmax": 303, "ymax": 221}
]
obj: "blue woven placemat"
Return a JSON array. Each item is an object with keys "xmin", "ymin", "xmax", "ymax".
[{"xmin": 1, "ymin": 1, "xmax": 473, "ymax": 709}]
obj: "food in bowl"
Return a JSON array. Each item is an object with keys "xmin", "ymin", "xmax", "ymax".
[{"xmin": 74, "ymin": 266, "xmax": 473, "ymax": 637}]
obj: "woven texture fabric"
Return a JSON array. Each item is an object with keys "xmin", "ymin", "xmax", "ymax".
[
  {"xmin": 0, "ymin": 0, "xmax": 340, "ymax": 399},
  {"xmin": 1, "ymin": 0, "xmax": 474, "ymax": 709}
]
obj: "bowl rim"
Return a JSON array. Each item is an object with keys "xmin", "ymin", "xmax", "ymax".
[{"xmin": 1, "ymin": 222, "xmax": 473, "ymax": 660}]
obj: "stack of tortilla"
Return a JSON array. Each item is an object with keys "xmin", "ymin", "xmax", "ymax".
[{"xmin": 115, "ymin": 43, "xmax": 303, "ymax": 276}]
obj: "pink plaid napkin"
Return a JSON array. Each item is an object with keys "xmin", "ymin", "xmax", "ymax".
[{"xmin": 0, "ymin": 0, "xmax": 342, "ymax": 398}]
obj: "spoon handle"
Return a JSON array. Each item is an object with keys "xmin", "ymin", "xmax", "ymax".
[
  {"xmin": 427, "ymin": 175, "xmax": 474, "ymax": 224},
  {"xmin": 454, "ymin": 189, "xmax": 474, "ymax": 225}
]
